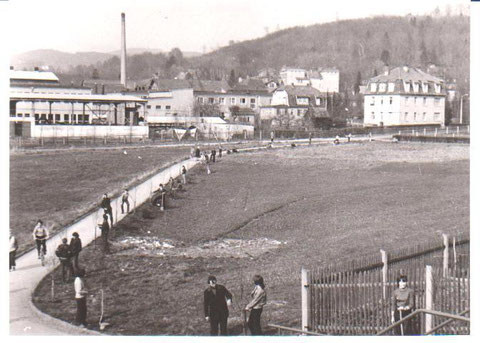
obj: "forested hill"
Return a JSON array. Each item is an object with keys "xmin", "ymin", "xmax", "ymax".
[
  {"xmin": 190, "ymin": 14, "xmax": 469, "ymax": 91},
  {"xmin": 51, "ymin": 14, "xmax": 469, "ymax": 93}
]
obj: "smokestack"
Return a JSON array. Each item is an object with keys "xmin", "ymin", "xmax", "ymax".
[{"xmin": 120, "ymin": 12, "xmax": 127, "ymax": 88}]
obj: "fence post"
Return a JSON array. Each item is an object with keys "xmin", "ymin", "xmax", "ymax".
[
  {"xmin": 381, "ymin": 249, "xmax": 388, "ymax": 300},
  {"xmin": 425, "ymin": 265, "xmax": 433, "ymax": 334},
  {"xmin": 453, "ymin": 236, "xmax": 457, "ymax": 273},
  {"xmin": 443, "ymin": 234, "xmax": 449, "ymax": 277},
  {"xmin": 301, "ymin": 268, "xmax": 311, "ymax": 332}
]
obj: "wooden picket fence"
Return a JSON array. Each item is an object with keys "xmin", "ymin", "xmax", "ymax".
[{"xmin": 301, "ymin": 234, "xmax": 469, "ymax": 335}]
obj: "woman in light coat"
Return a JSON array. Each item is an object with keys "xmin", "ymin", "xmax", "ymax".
[{"xmin": 245, "ymin": 275, "xmax": 267, "ymax": 335}]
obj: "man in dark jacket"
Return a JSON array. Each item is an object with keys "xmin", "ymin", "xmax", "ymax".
[
  {"xmin": 69, "ymin": 232, "xmax": 82, "ymax": 271},
  {"xmin": 204, "ymin": 275, "xmax": 233, "ymax": 335},
  {"xmin": 55, "ymin": 238, "xmax": 74, "ymax": 282},
  {"xmin": 99, "ymin": 214, "xmax": 110, "ymax": 253},
  {"xmin": 100, "ymin": 193, "xmax": 113, "ymax": 227}
]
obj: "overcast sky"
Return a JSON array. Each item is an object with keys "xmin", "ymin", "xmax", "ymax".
[{"xmin": 2, "ymin": 0, "xmax": 471, "ymax": 55}]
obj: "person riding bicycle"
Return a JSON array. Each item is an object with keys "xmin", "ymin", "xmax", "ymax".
[{"xmin": 32, "ymin": 220, "xmax": 49, "ymax": 259}]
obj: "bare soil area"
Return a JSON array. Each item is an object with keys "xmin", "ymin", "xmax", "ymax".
[{"xmin": 33, "ymin": 141, "xmax": 469, "ymax": 335}]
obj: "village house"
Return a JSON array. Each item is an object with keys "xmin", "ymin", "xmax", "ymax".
[
  {"xmin": 363, "ymin": 66, "xmax": 446, "ymax": 127},
  {"xmin": 260, "ymin": 85, "xmax": 328, "ymax": 129}
]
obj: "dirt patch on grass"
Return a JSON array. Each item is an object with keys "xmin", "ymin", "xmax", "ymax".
[{"xmin": 116, "ymin": 236, "xmax": 286, "ymax": 258}]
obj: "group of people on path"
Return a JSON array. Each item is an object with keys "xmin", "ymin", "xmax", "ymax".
[
  {"xmin": 204, "ymin": 274, "xmax": 267, "ymax": 336},
  {"xmin": 54, "ymin": 232, "xmax": 82, "ymax": 283}
]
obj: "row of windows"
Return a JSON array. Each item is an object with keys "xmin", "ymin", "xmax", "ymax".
[
  {"xmin": 369, "ymin": 96, "xmax": 442, "ymax": 106},
  {"xmin": 146, "ymin": 105, "xmax": 171, "ymax": 110},
  {"xmin": 370, "ymin": 82, "xmax": 442, "ymax": 94},
  {"xmin": 197, "ymin": 96, "xmax": 256, "ymax": 107},
  {"xmin": 14, "ymin": 90, "xmax": 89, "ymax": 95},
  {"xmin": 11, "ymin": 112, "xmax": 90, "ymax": 122},
  {"xmin": 370, "ymin": 112, "xmax": 441, "ymax": 121}
]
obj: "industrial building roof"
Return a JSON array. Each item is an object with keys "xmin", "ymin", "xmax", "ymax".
[
  {"xmin": 9, "ymin": 92, "xmax": 147, "ymax": 103},
  {"xmin": 9, "ymin": 70, "xmax": 59, "ymax": 82}
]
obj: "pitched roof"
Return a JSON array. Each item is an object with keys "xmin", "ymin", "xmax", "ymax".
[
  {"xmin": 9, "ymin": 70, "xmax": 59, "ymax": 82},
  {"xmin": 369, "ymin": 66, "xmax": 444, "ymax": 83},
  {"xmin": 277, "ymin": 85, "xmax": 323, "ymax": 97}
]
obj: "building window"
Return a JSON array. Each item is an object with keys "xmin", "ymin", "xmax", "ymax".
[
  {"xmin": 166, "ymin": 105, "xmax": 171, "ymax": 110},
  {"xmin": 423, "ymin": 112, "xmax": 426, "ymax": 121},
  {"xmin": 434, "ymin": 97, "xmax": 441, "ymax": 106},
  {"xmin": 413, "ymin": 112, "xmax": 417, "ymax": 121},
  {"xmin": 208, "ymin": 97, "xmax": 214, "ymax": 104},
  {"xmin": 10, "ymin": 113, "xmax": 16, "ymax": 117},
  {"xmin": 55, "ymin": 114, "xmax": 61, "ymax": 121},
  {"xmin": 414, "ymin": 97, "xmax": 417, "ymax": 105},
  {"xmin": 240, "ymin": 98, "xmax": 246, "ymax": 104},
  {"xmin": 405, "ymin": 96, "xmax": 409, "ymax": 104},
  {"xmin": 380, "ymin": 98, "xmax": 383, "ymax": 105},
  {"xmin": 48, "ymin": 114, "xmax": 53, "ymax": 121},
  {"xmin": 371, "ymin": 112, "xmax": 375, "ymax": 120},
  {"xmin": 156, "ymin": 105, "xmax": 161, "ymax": 109},
  {"xmin": 25, "ymin": 113, "xmax": 30, "ymax": 118},
  {"xmin": 379, "ymin": 83, "xmax": 386, "ymax": 92},
  {"xmin": 297, "ymin": 97, "xmax": 309, "ymax": 105},
  {"xmin": 230, "ymin": 98, "xmax": 236, "ymax": 105},
  {"xmin": 388, "ymin": 82, "xmax": 395, "ymax": 92},
  {"xmin": 404, "ymin": 112, "xmax": 408, "ymax": 121},
  {"xmin": 64, "ymin": 114, "xmax": 69, "ymax": 121},
  {"xmin": 198, "ymin": 97, "xmax": 204, "ymax": 104},
  {"xmin": 370, "ymin": 97, "xmax": 375, "ymax": 106},
  {"xmin": 434, "ymin": 112, "xmax": 440, "ymax": 121},
  {"xmin": 219, "ymin": 97, "xmax": 225, "ymax": 104},
  {"xmin": 370, "ymin": 83, "xmax": 377, "ymax": 92},
  {"xmin": 434, "ymin": 84, "xmax": 441, "ymax": 93},
  {"xmin": 423, "ymin": 97, "xmax": 427, "ymax": 105},
  {"xmin": 389, "ymin": 97, "xmax": 393, "ymax": 105},
  {"xmin": 146, "ymin": 105, "xmax": 151, "ymax": 109},
  {"xmin": 17, "ymin": 113, "xmax": 23, "ymax": 117}
]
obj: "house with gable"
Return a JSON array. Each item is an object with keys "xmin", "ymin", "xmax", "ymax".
[
  {"xmin": 363, "ymin": 66, "xmax": 446, "ymax": 127},
  {"xmin": 260, "ymin": 85, "xmax": 328, "ymax": 129}
]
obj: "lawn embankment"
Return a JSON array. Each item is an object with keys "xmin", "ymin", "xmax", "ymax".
[
  {"xmin": 33, "ymin": 142, "xmax": 469, "ymax": 335},
  {"xmin": 10, "ymin": 146, "xmax": 191, "ymax": 254}
]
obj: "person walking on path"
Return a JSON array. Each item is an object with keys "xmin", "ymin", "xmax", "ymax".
[
  {"xmin": 204, "ymin": 275, "xmax": 233, "ymax": 336},
  {"xmin": 218, "ymin": 146, "xmax": 222, "ymax": 158},
  {"xmin": 100, "ymin": 193, "xmax": 114, "ymax": 227},
  {"xmin": 69, "ymin": 232, "xmax": 82, "ymax": 272},
  {"xmin": 55, "ymin": 238, "xmax": 74, "ymax": 283},
  {"xmin": 195, "ymin": 146, "xmax": 201, "ymax": 158},
  {"xmin": 32, "ymin": 220, "xmax": 49, "ymax": 259},
  {"xmin": 245, "ymin": 275, "xmax": 267, "ymax": 335},
  {"xmin": 99, "ymin": 214, "xmax": 110, "ymax": 253},
  {"xmin": 270, "ymin": 131, "xmax": 274, "ymax": 143},
  {"xmin": 181, "ymin": 165, "xmax": 187, "ymax": 184},
  {"xmin": 9, "ymin": 231, "xmax": 18, "ymax": 271},
  {"xmin": 391, "ymin": 275, "xmax": 416, "ymax": 335},
  {"xmin": 121, "ymin": 189, "xmax": 130, "ymax": 214},
  {"xmin": 74, "ymin": 268, "xmax": 88, "ymax": 328}
]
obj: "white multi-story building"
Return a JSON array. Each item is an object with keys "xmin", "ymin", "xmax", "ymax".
[
  {"xmin": 363, "ymin": 66, "xmax": 446, "ymax": 127},
  {"xmin": 280, "ymin": 67, "xmax": 340, "ymax": 93}
]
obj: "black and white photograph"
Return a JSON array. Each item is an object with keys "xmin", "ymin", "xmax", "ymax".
[{"xmin": 2, "ymin": 0, "xmax": 477, "ymax": 340}]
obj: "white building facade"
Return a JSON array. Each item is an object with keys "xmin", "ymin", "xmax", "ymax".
[{"xmin": 363, "ymin": 66, "xmax": 446, "ymax": 127}]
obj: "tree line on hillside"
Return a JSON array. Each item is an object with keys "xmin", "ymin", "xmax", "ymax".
[{"xmin": 61, "ymin": 14, "xmax": 469, "ymax": 97}]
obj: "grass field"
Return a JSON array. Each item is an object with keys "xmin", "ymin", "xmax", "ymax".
[
  {"xmin": 32, "ymin": 141, "xmax": 469, "ymax": 335},
  {"xmin": 10, "ymin": 146, "xmax": 191, "ymax": 254}
]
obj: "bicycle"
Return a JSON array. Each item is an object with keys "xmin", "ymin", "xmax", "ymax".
[{"xmin": 36, "ymin": 238, "xmax": 47, "ymax": 266}]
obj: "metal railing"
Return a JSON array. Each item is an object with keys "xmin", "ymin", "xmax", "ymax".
[
  {"xmin": 376, "ymin": 308, "xmax": 470, "ymax": 336},
  {"xmin": 268, "ymin": 324, "xmax": 324, "ymax": 336}
]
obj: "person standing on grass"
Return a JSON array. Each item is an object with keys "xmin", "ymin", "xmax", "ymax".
[
  {"xmin": 9, "ymin": 231, "xmax": 18, "ymax": 271},
  {"xmin": 101, "ymin": 193, "xmax": 113, "ymax": 227},
  {"xmin": 203, "ymin": 152, "xmax": 211, "ymax": 174},
  {"xmin": 391, "ymin": 275, "xmax": 416, "ymax": 335},
  {"xmin": 70, "ymin": 232, "xmax": 82, "ymax": 271},
  {"xmin": 245, "ymin": 275, "xmax": 267, "ymax": 335},
  {"xmin": 32, "ymin": 219, "xmax": 49, "ymax": 259},
  {"xmin": 204, "ymin": 275, "xmax": 233, "ymax": 336},
  {"xmin": 181, "ymin": 165, "xmax": 187, "ymax": 184},
  {"xmin": 270, "ymin": 131, "xmax": 274, "ymax": 143},
  {"xmin": 195, "ymin": 146, "xmax": 201, "ymax": 158},
  {"xmin": 55, "ymin": 238, "xmax": 75, "ymax": 283},
  {"xmin": 121, "ymin": 189, "xmax": 130, "ymax": 214},
  {"xmin": 211, "ymin": 148, "xmax": 216, "ymax": 162},
  {"xmin": 74, "ymin": 268, "xmax": 88, "ymax": 328},
  {"xmin": 99, "ymin": 214, "xmax": 110, "ymax": 253},
  {"xmin": 218, "ymin": 146, "xmax": 223, "ymax": 158}
]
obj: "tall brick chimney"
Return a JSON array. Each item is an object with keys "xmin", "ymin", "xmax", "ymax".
[{"xmin": 120, "ymin": 12, "xmax": 127, "ymax": 88}]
